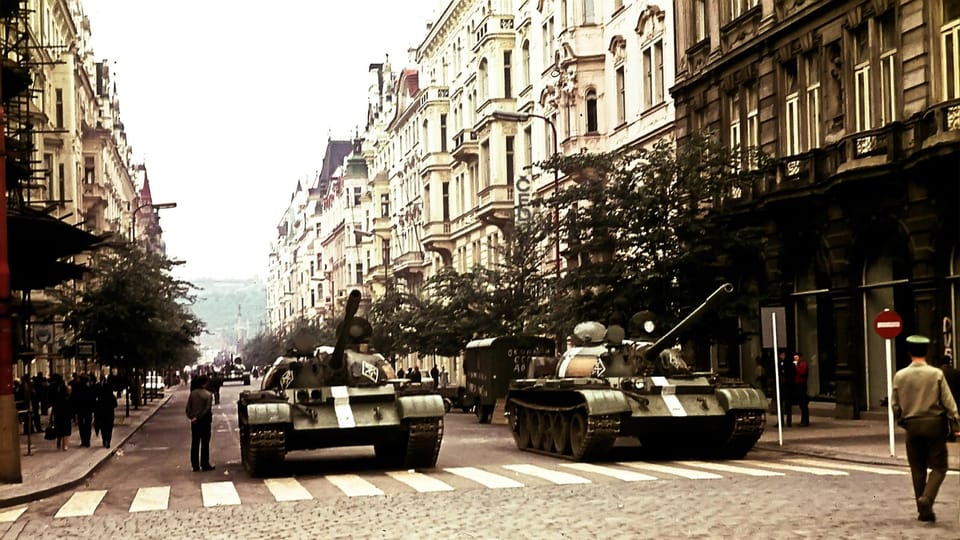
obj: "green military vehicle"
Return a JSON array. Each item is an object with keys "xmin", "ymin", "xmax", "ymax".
[
  {"xmin": 463, "ymin": 336, "xmax": 556, "ymax": 423},
  {"xmin": 237, "ymin": 290, "xmax": 445, "ymax": 476},
  {"xmin": 506, "ymin": 283, "xmax": 767, "ymax": 461}
]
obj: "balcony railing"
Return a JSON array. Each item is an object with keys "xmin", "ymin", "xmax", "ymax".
[{"xmin": 451, "ymin": 129, "xmax": 479, "ymax": 161}]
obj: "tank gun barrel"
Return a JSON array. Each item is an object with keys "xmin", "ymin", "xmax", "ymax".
[
  {"xmin": 644, "ymin": 283, "xmax": 734, "ymax": 360},
  {"xmin": 330, "ymin": 289, "xmax": 363, "ymax": 371}
]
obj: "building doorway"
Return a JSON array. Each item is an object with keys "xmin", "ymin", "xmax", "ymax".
[{"xmin": 861, "ymin": 251, "xmax": 911, "ymax": 410}]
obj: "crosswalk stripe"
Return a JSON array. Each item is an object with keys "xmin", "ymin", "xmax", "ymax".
[
  {"xmin": 784, "ymin": 458, "xmax": 907, "ymax": 475},
  {"xmin": 740, "ymin": 460, "xmax": 848, "ymax": 476},
  {"xmin": 445, "ymin": 467, "xmax": 524, "ymax": 488},
  {"xmin": 502, "ymin": 464, "xmax": 591, "ymax": 484},
  {"xmin": 679, "ymin": 460, "xmax": 785, "ymax": 477},
  {"xmin": 201, "ymin": 481, "xmax": 242, "ymax": 507},
  {"xmin": 129, "ymin": 486, "xmax": 170, "ymax": 512},
  {"xmin": 264, "ymin": 478, "xmax": 313, "ymax": 502},
  {"xmin": 619, "ymin": 461, "xmax": 723, "ymax": 479},
  {"xmin": 326, "ymin": 474, "xmax": 384, "ymax": 496},
  {"xmin": 387, "ymin": 471, "xmax": 455, "ymax": 492},
  {"xmin": 561, "ymin": 462, "xmax": 658, "ymax": 481},
  {"xmin": 54, "ymin": 490, "xmax": 107, "ymax": 518},
  {"xmin": 0, "ymin": 506, "xmax": 27, "ymax": 523}
]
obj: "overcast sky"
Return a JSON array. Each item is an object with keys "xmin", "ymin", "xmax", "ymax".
[{"xmin": 80, "ymin": 0, "xmax": 442, "ymax": 282}]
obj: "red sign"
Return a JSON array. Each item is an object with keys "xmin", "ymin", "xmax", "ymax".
[{"xmin": 874, "ymin": 310, "xmax": 903, "ymax": 339}]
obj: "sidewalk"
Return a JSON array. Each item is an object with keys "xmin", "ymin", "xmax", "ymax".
[
  {"xmin": 0, "ymin": 389, "xmax": 174, "ymax": 508},
  {"xmin": 755, "ymin": 401, "xmax": 960, "ymax": 470}
]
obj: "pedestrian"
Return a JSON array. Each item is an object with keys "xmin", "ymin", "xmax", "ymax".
[
  {"xmin": 891, "ymin": 335, "xmax": 960, "ymax": 522},
  {"xmin": 48, "ymin": 374, "xmax": 72, "ymax": 451},
  {"xmin": 94, "ymin": 380, "xmax": 118, "ymax": 448},
  {"xmin": 185, "ymin": 374, "xmax": 215, "ymax": 472},
  {"xmin": 72, "ymin": 374, "xmax": 95, "ymax": 447},
  {"xmin": 396, "ymin": 367, "xmax": 405, "ymax": 379},
  {"xmin": 409, "ymin": 365, "xmax": 423, "ymax": 383},
  {"xmin": 792, "ymin": 353, "xmax": 810, "ymax": 426},
  {"xmin": 439, "ymin": 367, "xmax": 449, "ymax": 388},
  {"xmin": 777, "ymin": 350, "xmax": 795, "ymax": 427},
  {"xmin": 209, "ymin": 372, "xmax": 222, "ymax": 405},
  {"xmin": 430, "ymin": 364, "xmax": 440, "ymax": 388}
]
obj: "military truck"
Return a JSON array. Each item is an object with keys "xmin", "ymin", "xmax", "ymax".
[
  {"xmin": 505, "ymin": 283, "xmax": 767, "ymax": 461},
  {"xmin": 463, "ymin": 336, "xmax": 556, "ymax": 423},
  {"xmin": 236, "ymin": 290, "xmax": 446, "ymax": 476},
  {"xmin": 221, "ymin": 358, "xmax": 251, "ymax": 385}
]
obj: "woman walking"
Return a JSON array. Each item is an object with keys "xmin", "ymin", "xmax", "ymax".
[{"xmin": 48, "ymin": 374, "xmax": 73, "ymax": 450}]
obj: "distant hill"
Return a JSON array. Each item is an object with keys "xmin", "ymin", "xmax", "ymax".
[{"xmin": 190, "ymin": 277, "xmax": 266, "ymax": 352}]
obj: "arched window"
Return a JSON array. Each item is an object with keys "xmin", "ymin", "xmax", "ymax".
[
  {"xmin": 478, "ymin": 58, "xmax": 488, "ymax": 102},
  {"xmin": 585, "ymin": 89, "xmax": 598, "ymax": 132},
  {"xmin": 422, "ymin": 119, "xmax": 430, "ymax": 152},
  {"xmin": 522, "ymin": 40, "xmax": 531, "ymax": 87}
]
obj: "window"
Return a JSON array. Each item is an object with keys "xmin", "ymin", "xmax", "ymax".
[
  {"xmin": 479, "ymin": 58, "xmax": 488, "ymax": 101},
  {"xmin": 481, "ymin": 141, "xmax": 490, "ymax": 188},
  {"xmin": 853, "ymin": 25, "xmax": 871, "ymax": 131},
  {"xmin": 728, "ymin": 92, "xmax": 741, "ymax": 151},
  {"xmin": 586, "ymin": 89, "xmax": 598, "ymax": 132},
  {"xmin": 784, "ymin": 59, "xmax": 801, "ymax": 156},
  {"xmin": 694, "ymin": 0, "xmax": 707, "ymax": 43},
  {"xmin": 356, "ymin": 263, "xmax": 363, "ymax": 285},
  {"xmin": 943, "ymin": 1, "xmax": 960, "ymax": 99},
  {"xmin": 642, "ymin": 39, "xmax": 664, "ymax": 109},
  {"xmin": 805, "ymin": 51, "xmax": 821, "ymax": 149},
  {"xmin": 440, "ymin": 114, "xmax": 448, "ymax": 152},
  {"xmin": 616, "ymin": 66, "xmax": 626, "ymax": 125},
  {"xmin": 505, "ymin": 136, "xmax": 515, "ymax": 187},
  {"xmin": 503, "ymin": 50, "xmax": 513, "ymax": 98},
  {"xmin": 879, "ymin": 11, "xmax": 897, "ymax": 125},
  {"xmin": 353, "ymin": 187, "xmax": 362, "ymax": 207},
  {"xmin": 560, "ymin": 0, "xmax": 567, "ymax": 28},
  {"xmin": 55, "ymin": 88, "xmax": 63, "ymax": 128},
  {"xmin": 524, "ymin": 126, "xmax": 533, "ymax": 169},
  {"xmin": 522, "ymin": 40, "xmax": 531, "ymax": 87},
  {"xmin": 422, "ymin": 119, "xmax": 430, "ymax": 151},
  {"xmin": 58, "ymin": 163, "xmax": 65, "ymax": 204},
  {"xmin": 746, "ymin": 84, "xmax": 759, "ymax": 166},
  {"xmin": 583, "ymin": 0, "xmax": 595, "ymax": 24},
  {"xmin": 730, "ymin": 0, "xmax": 758, "ymax": 21},
  {"xmin": 43, "ymin": 153, "xmax": 53, "ymax": 198},
  {"xmin": 380, "ymin": 193, "xmax": 389, "ymax": 217},
  {"xmin": 84, "ymin": 156, "xmax": 95, "ymax": 183},
  {"xmin": 442, "ymin": 181, "xmax": 450, "ymax": 221}
]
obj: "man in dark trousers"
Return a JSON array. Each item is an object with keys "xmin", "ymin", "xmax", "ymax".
[
  {"xmin": 777, "ymin": 350, "xmax": 795, "ymax": 427},
  {"xmin": 185, "ymin": 374, "xmax": 215, "ymax": 472},
  {"xmin": 792, "ymin": 353, "xmax": 810, "ymax": 426},
  {"xmin": 891, "ymin": 335, "xmax": 960, "ymax": 522}
]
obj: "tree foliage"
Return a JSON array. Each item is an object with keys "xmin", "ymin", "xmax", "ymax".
[{"xmin": 54, "ymin": 243, "xmax": 205, "ymax": 372}]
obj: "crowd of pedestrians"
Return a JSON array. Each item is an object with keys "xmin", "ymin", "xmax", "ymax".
[{"xmin": 13, "ymin": 371, "xmax": 121, "ymax": 450}]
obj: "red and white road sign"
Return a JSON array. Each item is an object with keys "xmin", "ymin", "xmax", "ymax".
[{"xmin": 874, "ymin": 309, "xmax": 903, "ymax": 339}]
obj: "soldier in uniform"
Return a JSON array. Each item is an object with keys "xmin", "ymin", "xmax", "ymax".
[{"xmin": 891, "ymin": 335, "xmax": 960, "ymax": 522}]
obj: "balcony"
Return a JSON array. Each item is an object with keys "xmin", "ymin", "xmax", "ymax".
[
  {"xmin": 473, "ymin": 14, "xmax": 515, "ymax": 53},
  {"xmin": 421, "ymin": 220, "xmax": 454, "ymax": 265},
  {"xmin": 419, "ymin": 151, "xmax": 452, "ymax": 176},
  {"xmin": 82, "ymin": 182, "xmax": 109, "ymax": 209},
  {"xmin": 451, "ymin": 129, "xmax": 478, "ymax": 161},
  {"xmin": 392, "ymin": 250, "xmax": 427, "ymax": 280},
  {"xmin": 417, "ymin": 86, "xmax": 450, "ymax": 112},
  {"xmin": 475, "ymin": 184, "xmax": 515, "ymax": 230}
]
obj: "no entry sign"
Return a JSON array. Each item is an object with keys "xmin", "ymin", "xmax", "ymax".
[{"xmin": 874, "ymin": 309, "xmax": 903, "ymax": 339}]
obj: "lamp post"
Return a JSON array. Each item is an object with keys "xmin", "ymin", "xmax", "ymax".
[
  {"xmin": 131, "ymin": 202, "xmax": 177, "ymax": 243},
  {"xmin": 491, "ymin": 110, "xmax": 560, "ymax": 278}
]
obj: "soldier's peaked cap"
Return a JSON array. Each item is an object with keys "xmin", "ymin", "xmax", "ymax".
[{"xmin": 906, "ymin": 335, "xmax": 930, "ymax": 357}]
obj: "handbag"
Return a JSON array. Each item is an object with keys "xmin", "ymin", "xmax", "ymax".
[{"xmin": 44, "ymin": 424, "xmax": 56, "ymax": 441}]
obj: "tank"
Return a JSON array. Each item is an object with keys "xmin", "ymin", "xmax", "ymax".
[
  {"xmin": 505, "ymin": 283, "xmax": 767, "ymax": 461},
  {"xmin": 237, "ymin": 290, "xmax": 445, "ymax": 476}
]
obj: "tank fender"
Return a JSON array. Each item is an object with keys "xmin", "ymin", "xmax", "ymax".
[
  {"xmin": 398, "ymin": 394, "xmax": 446, "ymax": 418},
  {"xmin": 716, "ymin": 388, "xmax": 767, "ymax": 411},
  {"xmin": 246, "ymin": 402, "xmax": 292, "ymax": 424},
  {"xmin": 576, "ymin": 388, "xmax": 632, "ymax": 416}
]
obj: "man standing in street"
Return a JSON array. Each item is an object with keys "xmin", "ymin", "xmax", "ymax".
[
  {"xmin": 792, "ymin": 353, "xmax": 810, "ymax": 426},
  {"xmin": 892, "ymin": 335, "xmax": 960, "ymax": 522},
  {"xmin": 185, "ymin": 374, "xmax": 215, "ymax": 472}
]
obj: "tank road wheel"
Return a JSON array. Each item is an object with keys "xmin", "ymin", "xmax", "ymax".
[
  {"xmin": 511, "ymin": 407, "xmax": 532, "ymax": 449},
  {"xmin": 242, "ymin": 426, "xmax": 285, "ymax": 477},
  {"xmin": 527, "ymin": 410, "xmax": 545, "ymax": 450},
  {"xmin": 536, "ymin": 411, "xmax": 554, "ymax": 452},
  {"xmin": 551, "ymin": 412, "xmax": 570, "ymax": 456},
  {"xmin": 569, "ymin": 411, "xmax": 589, "ymax": 460}
]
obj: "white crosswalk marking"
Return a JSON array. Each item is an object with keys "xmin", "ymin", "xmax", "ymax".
[
  {"xmin": 264, "ymin": 478, "xmax": 313, "ymax": 502},
  {"xmin": 129, "ymin": 486, "xmax": 170, "ymax": 512},
  {"xmin": 445, "ymin": 467, "xmax": 524, "ymax": 488},
  {"xmin": 0, "ymin": 506, "xmax": 26, "ymax": 523},
  {"xmin": 54, "ymin": 490, "xmax": 107, "ymax": 518},
  {"xmin": 679, "ymin": 460, "xmax": 785, "ymax": 477},
  {"xmin": 619, "ymin": 461, "xmax": 723, "ymax": 479},
  {"xmin": 784, "ymin": 458, "xmax": 907, "ymax": 475},
  {"xmin": 387, "ymin": 471, "xmax": 455, "ymax": 492},
  {"xmin": 561, "ymin": 462, "xmax": 658, "ymax": 481},
  {"xmin": 740, "ymin": 460, "xmax": 848, "ymax": 476},
  {"xmin": 326, "ymin": 474, "xmax": 384, "ymax": 496},
  {"xmin": 502, "ymin": 464, "xmax": 591, "ymax": 484},
  {"xmin": 201, "ymin": 481, "xmax": 242, "ymax": 507}
]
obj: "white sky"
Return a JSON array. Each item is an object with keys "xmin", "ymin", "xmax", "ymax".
[{"xmin": 80, "ymin": 0, "xmax": 442, "ymax": 281}]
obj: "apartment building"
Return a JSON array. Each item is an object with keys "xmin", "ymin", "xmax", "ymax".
[{"xmin": 671, "ymin": 0, "xmax": 960, "ymax": 417}]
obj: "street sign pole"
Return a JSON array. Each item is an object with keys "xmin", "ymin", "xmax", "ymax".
[
  {"xmin": 874, "ymin": 308, "xmax": 903, "ymax": 458},
  {"xmin": 771, "ymin": 311, "xmax": 783, "ymax": 446}
]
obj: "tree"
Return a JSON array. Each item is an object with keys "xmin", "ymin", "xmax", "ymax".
[
  {"xmin": 54, "ymin": 243, "xmax": 204, "ymax": 373},
  {"xmin": 240, "ymin": 330, "xmax": 282, "ymax": 367},
  {"xmin": 538, "ymin": 134, "xmax": 771, "ymax": 339}
]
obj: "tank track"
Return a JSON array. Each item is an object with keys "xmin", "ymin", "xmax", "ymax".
[
  {"xmin": 403, "ymin": 417, "xmax": 444, "ymax": 468},
  {"xmin": 507, "ymin": 398, "xmax": 620, "ymax": 461},
  {"xmin": 715, "ymin": 409, "xmax": 766, "ymax": 459},
  {"xmin": 241, "ymin": 425, "xmax": 286, "ymax": 477}
]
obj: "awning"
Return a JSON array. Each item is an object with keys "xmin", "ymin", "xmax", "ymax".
[{"xmin": 6, "ymin": 207, "xmax": 104, "ymax": 290}]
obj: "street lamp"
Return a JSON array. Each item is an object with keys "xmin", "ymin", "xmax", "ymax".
[
  {"xmin": 491, "ymin": 110, "xmax": 561, "ymax": 279},
  {"xmin": 131, "ymin": 202, "xmax": 177, "ymax": 242}
]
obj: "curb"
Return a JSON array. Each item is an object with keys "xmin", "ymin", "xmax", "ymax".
[{"xmin": 0, "ymin": 393, "xmax": 174, "ymax": 508}]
